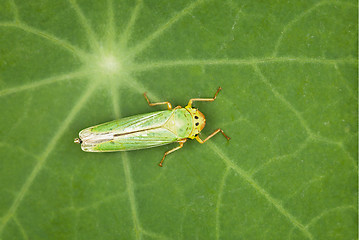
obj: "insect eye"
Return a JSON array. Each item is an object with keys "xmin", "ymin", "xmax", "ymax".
[
  {"xmin": 195, "ymin": 122, "xmax": 199, "ymax": 126},
  {"xmin": 195, "ymin": 134, "xmax": 198, "ymax": 137},
  {"xmin": 195, "ymin": 116, "xmax": 199, "ymax": 119}
]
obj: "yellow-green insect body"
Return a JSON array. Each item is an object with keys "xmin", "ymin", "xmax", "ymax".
[
  {"xmin": 79, "ymin": 107, "xmax": 204, "ymax": 152},
  {"xmin": 75, "ymin": 87, "xmax": 229, "ymax": 166}
]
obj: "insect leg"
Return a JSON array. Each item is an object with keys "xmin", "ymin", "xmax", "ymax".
[
  {"xmin": 187, "ymin": 87, "xmax": 222, "ymax": 108},
  {"xmin": 195, "ymin": 129, "xmax": 230, "ymax": 143},
  {"xmin": 159, "ymin": 139, "xmax": 187, "ymax": 167},
  {"xmin": 143, "ymin": 92, "xmax": 172, "ymax": 110}
]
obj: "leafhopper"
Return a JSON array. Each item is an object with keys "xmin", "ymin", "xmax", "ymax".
[{"xmin": 74, "ymin": 87, "xmax": 230, "ymax": 167}]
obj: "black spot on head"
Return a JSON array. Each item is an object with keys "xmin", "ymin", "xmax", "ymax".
[
  {"xmin": 195, "ymin": 134, "xmax": 198, "ymax": 137},
  {"xmin": 195, "ymin": 116, "xmax": 199, "ymax": 119},
  {"xmin": 195, "ymin": 122, "xmax": 199, "ymax": 126}
]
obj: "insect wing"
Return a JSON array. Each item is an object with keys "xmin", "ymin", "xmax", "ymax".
[
  {"xmin": 79, "ymin": 110, "xmax": 176, "ymax": 152},
  {"xmin": 92, "ymin": 127, "xmax": 178, "ymax": 152},
  {"xmin": 89, "ymin": 110, "xmax": 172, "ymax": 133}
]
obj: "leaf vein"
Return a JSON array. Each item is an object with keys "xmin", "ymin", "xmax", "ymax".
[
  {"xmin": 207, "ymin": 142, "xmax": 313, "ymax": 239},
  {"xmin": 0, "ymin": 22, "xmax": 87, "ymax": 59},
  {"xmin": 13, "ymin": 216, "xmax": 28, "ymax": 240},
  {"xmin": 119, "ymin": 0, "xmax": 143, "ymax": 48},
  {"xmin": 68, "ymin": 0, "xmax": 100, "ymax": 51},
  {"xmin": 0, "ymin": 83, "xmax": 97, "ymax": 235},
  {"xmin": 250, "ymin": 137, "xmax": 310, "ymax": 176},
  {"xmin": 122, "ymin": 152, "xmax": 142, "ymax": 240},
  {"xmin": 0, "ymin": 70, "xmax": 90, "ymax": 98},
  {"xmin": 9, "ymin": 0, "xmax": 20, "ymax": 23},
  {"xmin": 272, "ymin": 0, "xmax": 357, "ymax": 57},
  {"xmin": 130, "ymin": 57, "xmax": 357, "ymax": 72},
  {"xmin": 111, "ymin": 91, "xmax": 142, "ymax": 239},
  {"xmin": 253, "ymin": 64, "xmax": 312, "ymax": 135},
  {"xmin": 215, "ymin": 167, "xmax": 230, "ymax": 240},
  {"xmin": 305, "ymin": 205, "xmax": 357, "ymax": 228},
  {"xmin": 127, "ymin": 0, "xmax": 205, "ymax": 58},
  {"xmin": 105, "ymin": 0, "xmax": 116, "ymax": 50}
]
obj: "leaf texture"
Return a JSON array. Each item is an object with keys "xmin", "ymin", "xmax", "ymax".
[{"xmin": 0, "ymin": 0, "xmax": 357, "ymax": 239}]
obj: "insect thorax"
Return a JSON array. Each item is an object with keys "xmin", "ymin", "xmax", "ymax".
[{"xmin": 163, "ymin": 108, "xmax": 193, "ymax": 139}]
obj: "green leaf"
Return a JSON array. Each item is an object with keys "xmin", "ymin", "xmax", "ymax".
[{"xmin": 0, "ymin": 0, "xmax": 357, "ymax": 239}]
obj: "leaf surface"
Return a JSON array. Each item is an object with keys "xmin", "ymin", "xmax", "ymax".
[{"xmin": 0, "ymin": 0, "xmax": 357, "ymax": 239}]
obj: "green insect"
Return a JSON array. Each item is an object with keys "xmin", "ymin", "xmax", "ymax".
[{"xmin": 74, "ymin": 87, "xmax": 230, "ymax": 167}]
